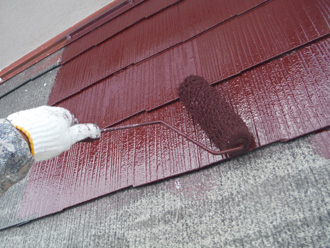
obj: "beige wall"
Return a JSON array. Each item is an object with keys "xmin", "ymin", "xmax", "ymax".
[{"xmin": 0, "ymin": 0, "xmax": 114, "ymax": 71}]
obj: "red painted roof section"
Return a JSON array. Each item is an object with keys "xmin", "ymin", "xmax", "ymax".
[
  {"xmin": 60, "ymin": 0, "xmax": 180, "ymax": 64},
  {"xmin": 49, "ymin": 0, "xmax": 271, "ymax": 105},
  {"xmin": 49, "ymin": 0, "xmax": 330, "ymax": 106},
  {"xmin": 18, "ymin": 0, "xmax": 330, "ymax": 219}
]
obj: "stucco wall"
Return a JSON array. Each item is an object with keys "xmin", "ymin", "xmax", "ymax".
[{"xmin": 0, "ymin": 0, "xmax": 114, "ymax": 71}]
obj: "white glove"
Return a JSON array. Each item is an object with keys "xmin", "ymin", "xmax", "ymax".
[{"xmin": 7, "ymin": 106, "xmax": 101, "ymax": 161}]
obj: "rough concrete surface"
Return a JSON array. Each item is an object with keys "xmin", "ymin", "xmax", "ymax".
[{"xmin": 0, "ymin": 68, "xmax": 330, "ymax": 247}]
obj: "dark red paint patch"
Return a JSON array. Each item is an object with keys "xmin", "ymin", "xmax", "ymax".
[
  {"xmin": 49, "ymin": 0, "xmax": 280, "ymax": 105},
  {"xmin": 54, "ymin": 36, "xmax": 330, "ymax": 131},
  {"xmin": 48, "ymin": 0, "xmax": 330, "ymax": 106},
  {"xmin": 178, "ymin": 0, "xmax": 267, "ymax": 41},
  {"xmin": 60, "ymin": 0, "xmax": 267, "ymax": 65},
  {"xmin": 61, "ymin": 0, "xmax": 181, "ymax": 64},
  {"xmin": 67, "ymin": 0, "xmax": 144, "ymax": 45},
  {"xmin": 57, "ymin": 65, "xmax": 146, "ymax": 129},
  {"xmin": 19, "ymin": 36, "xmax": 330, "ymax": 219}
]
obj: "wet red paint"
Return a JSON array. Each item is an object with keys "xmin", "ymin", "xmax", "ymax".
[
  {"xmin": 49, "ymin": 0, "xmax": 330, "ymax": 106},
  {"xmin": 61, "ymin": 0, "xmax": 180, "ymax": 64},
  {"xmin": 49, "ymin": 0, "xmax": 280, "ymax": 105},
  {"xmin": 19, "ymin": 35, "xmax": 330, "ymax": 219},
  {"xmin": 67, "ymin": 0, "xmax": 143, "ymax": 44},
  {"xmin": 58, "ymin": 67, "xmax": 146, "ymax": 129},
  {"xmin": 60, "ymin": 0, "xmax": 268, "ymax": 65},
  {"xmin": 54, "ymin": 36, "xmax": 330, "ymax": 131}
]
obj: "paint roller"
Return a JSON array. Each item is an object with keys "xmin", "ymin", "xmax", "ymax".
[
  {"xmin": 87, "ymin": 75, "xmax": 252, "ymax": 156},
  {"xmin": 178, "ymin": 75, "xmax": 252, "ymax": 153}
]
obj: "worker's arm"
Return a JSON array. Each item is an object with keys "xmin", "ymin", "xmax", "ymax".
[
  {"xmin": 0, "ymin": 106, "xmax": 101, "ymax": 196},
  {"xmin": 0, "ymin": 118, "xmax": 34, "ymax": 196}
]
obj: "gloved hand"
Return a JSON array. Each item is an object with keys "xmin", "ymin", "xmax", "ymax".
[{"xmin": 7, "ymin": 106, "xmax": 101, "ymax": 161}]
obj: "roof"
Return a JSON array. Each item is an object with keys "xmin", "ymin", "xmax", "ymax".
[{"xmin": 1, "ymin": 0, "xmax": 330, "ymax": 235}]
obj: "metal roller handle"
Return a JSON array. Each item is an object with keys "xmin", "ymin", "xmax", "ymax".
[{"xmin": 101, "ymin": 121, "xmax": 244, "ymax": 156}]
